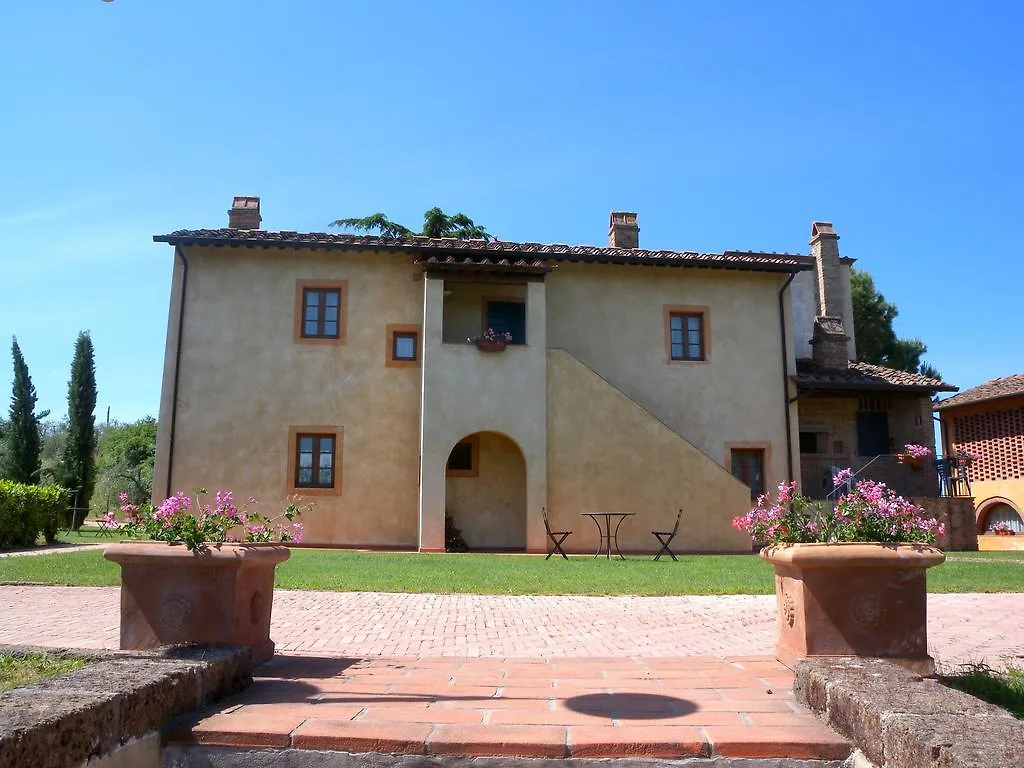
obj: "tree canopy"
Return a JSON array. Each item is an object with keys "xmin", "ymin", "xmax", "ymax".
[
  {"xmin": 851, "ymin": 269, "xmax": 939, "ymax": 379},
  {"xmin": 92, "ymin": 416, "xmax": 158, "ymax": 509},
  {"xmin": 4, "ymin": 338, "xmax": 47, "ymax": 484},
  {"xmin": 58, "ymin": 331, "xmax": 97, "ymax": 524},
  {"xmin": 330, "ymin": 207, "xmax": 492, "ymax": 241}
]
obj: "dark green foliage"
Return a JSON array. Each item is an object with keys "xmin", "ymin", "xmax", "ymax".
[
  {"xmin": 58, "ymin": 332, "xmax": 97, "ymax": 527},
  {"xmin": 330, "ymin": 207, "xmax": 491, "ymax": 241},
  {"xmin": 851, "ymin": 269, "xmax": 940, "ymax": 379},
  {"xmin": 445, "ymin": 512, "xmax": 469, "ymax": 552},
  {"xmin": 92, "ymin": 417, "xmax": 157, "ymax": 510},
  {"xmin": 0, "ymin": 480, "xmax": 71, "ymax": 548},
  {"xmin": 4, "ymin": 339, "xmax": 45, "ymax": 484}
]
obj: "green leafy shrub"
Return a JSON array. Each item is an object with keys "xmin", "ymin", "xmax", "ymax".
[{"xmin": 0, "ymin": 481, "xmax": 71, "ymax": 548}]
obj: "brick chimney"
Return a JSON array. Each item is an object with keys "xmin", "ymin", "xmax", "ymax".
[
  {"xmin": 608, "ymin": 212, "xmax": 639, "ymax": 249},
  {"xmin": 228, "ymin": 196, "xmax": 261, "ymax": 230},
  {"xmin": 809, "ymin": 221, "xmax": 850, "ymax": 369}
]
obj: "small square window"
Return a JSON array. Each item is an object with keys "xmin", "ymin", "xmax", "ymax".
[
  {"xmin": 386, "ymin": 324, "xmax": 422, "ymax": 368},
  {"xmin": 446, "ymin": 436, "xmax": 479, "ymax": 477},
  {"xmin": 393, "ymin": 332, "xmax": 417, "ymax": 361}
]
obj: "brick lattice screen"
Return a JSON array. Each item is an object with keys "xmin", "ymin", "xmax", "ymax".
[{"xmin": 953, "ymin": 406, "xmax": 1024, "ymax": 482}]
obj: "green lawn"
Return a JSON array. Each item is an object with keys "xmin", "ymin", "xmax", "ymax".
[
  {"xmin": 1, "ymin": 548, "xmax": 1021, "ymax": 595},
  {"xmin": 0, "ymin": 652, "xmax": 88, "ymax": 692}
]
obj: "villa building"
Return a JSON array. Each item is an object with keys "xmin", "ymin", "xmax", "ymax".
[
  {"xmin": 151, "ymin": 199, "xmax": 957, "ymax": 553},
  {"xmin": 936, "ymin": 374, "xmax": 1024, "ymax": 548}
]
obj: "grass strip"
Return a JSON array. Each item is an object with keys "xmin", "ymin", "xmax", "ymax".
[
  {"xmin": 940, "ymin": 662, "xmax": 1024, "ymax": 719},
  {"xmin": 0, "ymin": 651, "xmax": 88, "ymax": 692},
  {"xmin": 0, "ymin": 547, "xmax": 1021, "ymax": 594}
]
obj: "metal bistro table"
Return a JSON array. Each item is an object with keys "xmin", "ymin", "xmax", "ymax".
[{"xmin": 582, "ymin": 512, "xmax": 635, "ymax": 560}]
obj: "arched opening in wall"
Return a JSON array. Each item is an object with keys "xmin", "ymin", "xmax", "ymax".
[
  {"xmin": 445, "ymin": 431, "xmax": 526, "ymax": 552},
  {"xmin": 978, "ymin": 499, "xmax": 1024, "ymax": 534}
]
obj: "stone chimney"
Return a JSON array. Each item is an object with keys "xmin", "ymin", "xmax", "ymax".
[
  {"xmin": 228, "ymin": 196, "xmax": 261, "ymax": 230},
  {"xmin": 608, "ymin": 212, "xmax": 639, "ymax": 249},
  {"xmin": 809, "ymin": 221, "xmax": 850, "ymax": 369}
]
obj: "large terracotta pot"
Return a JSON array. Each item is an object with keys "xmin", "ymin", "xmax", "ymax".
[
  {"xmin": 104, "ymin": 541, "xmax": 290, "ymax": 664},
  {"xmin": 760, "ymin": 542, "xmax": 945, "ymax": 675}
]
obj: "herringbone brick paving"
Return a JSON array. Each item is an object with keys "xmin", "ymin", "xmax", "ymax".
[{"xmin": 1, "ymin": 586, "xmax": 1021, "ymax": 667}]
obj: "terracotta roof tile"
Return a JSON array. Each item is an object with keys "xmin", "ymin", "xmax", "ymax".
[
  {"xmin": 795, "ymin": 359, "xmax": 957, "ymax": 393},
  {"xmin": 153, "ymin": 229, "xmax": 817, "ymax": 274},
  {"xmin": 933, "ymin": 373, "xmax": 1024, "ymax": 410}
]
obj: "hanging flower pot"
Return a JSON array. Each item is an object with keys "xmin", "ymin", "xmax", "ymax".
[{"xmin": 468, "ymin": 329, "xmax": 512, "ymax": 352}]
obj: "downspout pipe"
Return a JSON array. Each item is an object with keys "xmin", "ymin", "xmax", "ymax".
[
  {"xmin": 165, "ymin": 245, "xmax": 189, "ymax": 499},
  {"xmin": 778, "ymin": 273, "xmax": 797, "ymax": 484}
]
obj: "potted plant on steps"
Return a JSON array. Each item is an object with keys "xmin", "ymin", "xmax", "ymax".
[
  {"xmin": 105, "ymin": 490, "xmax": 308, "ymax": 664},
  {"xmin": 468, "ymin": 328, "xmax": 513, "ymax": 352},
  {"xmin": 732, "ymin": 469, "xmax": 945, "ymax": 675}
]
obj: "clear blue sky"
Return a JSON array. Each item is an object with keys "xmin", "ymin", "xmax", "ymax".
[{"xmin": 1, "ymin": 1, "xmax": 1021, "ymax": 424}]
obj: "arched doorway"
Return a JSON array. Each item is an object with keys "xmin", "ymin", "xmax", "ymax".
[
  {"xmin": 445, "ymin": 431, "xmax": 527, "ymax": 551},
  {"xmin": 978, "ymin": 498, "xmax": 1024, "ymax": 534}
]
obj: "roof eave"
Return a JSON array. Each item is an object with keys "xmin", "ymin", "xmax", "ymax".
[
  {"xmin": 934, "ymin": 390, "xmax": 1024, "ymax": 411},
  {"xmin": 153, "ymin": 235, "xmax": 816, "ymax": 274}
]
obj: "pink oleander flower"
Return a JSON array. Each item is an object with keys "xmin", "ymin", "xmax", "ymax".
[
  {"xmin": 832, "ymin": 468, "xmax": 854, "ymax": 487},
  {"xmin": 116, "ymin": 488, "xmax": 312, "ymax": 552},
  {"xmin": 904, "ymin": 444, "xmax": 932, "ymax": 459},
  {"xmin": 732, "ymin": 467, "xmax": 940, "ymax": 546}
]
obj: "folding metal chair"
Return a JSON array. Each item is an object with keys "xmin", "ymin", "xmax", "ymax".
[
  {"xmin": 542, "ymin": 507, "xmax": 571, "ymax": 560},
  {"xmin": 652, "ymin": 509, "xmax": 683, "ymax": 561}
]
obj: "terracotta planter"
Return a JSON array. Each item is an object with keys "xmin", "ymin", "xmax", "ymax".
[
  {"xmin": 761, "ymin": 542, "xmax": 945, "ymax": 675},
  {"xmin": 104, "ymin": 541, "xmax": 290, "ymax": 664},
  {"xmin": 472, "ymin": 339, "xmax": 507, "ymax": 352},
  {"xmin": 994, "ymin": 530, "xmax": 1016, "ymax": 536}
]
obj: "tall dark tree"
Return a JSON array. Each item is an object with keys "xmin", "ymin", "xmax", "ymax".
[
  {"xmin": 4, "ymin": 338, "xmax": 45, "ymax": 484},
  {"xmin": 330, "ymin": 207, "xmax": 492, "ymax": 241},
  {"xmin": 59, "ymin": 332, "xmax": 97, "ymax": 526},
  {"xmin": 851, "ymin": 269, "xmax": 940, "ymax": 379}
]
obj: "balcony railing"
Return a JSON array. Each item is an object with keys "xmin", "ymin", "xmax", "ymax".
[{"xmin": 799, "ymin": 454, "xmax": 970, "ymax": 500}]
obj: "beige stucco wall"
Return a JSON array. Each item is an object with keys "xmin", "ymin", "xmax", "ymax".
[
  {"xmin": 545, "ymin": 262, "xmax": 795, "ymax": 498},
  {"xmin": 446, "ymin": 431, "xmax": 527, "ymax": 549},
  {"xmin": 153, "ymin": 245, "xmax": 423, "ymax": 547},
  {"xmin": 546, "ymin": 350, "xmax": 752, "ymax": 553},
  {"xmin": 420, "ymin": 279, "xmax": 547, "ymax": 552}
]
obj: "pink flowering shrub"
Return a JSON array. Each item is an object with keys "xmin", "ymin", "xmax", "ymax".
[
  {"xmin": 732, "ymin": 470, "xmax": 944, "ymax": 545},
  {"xmin": 118, "ymin": 489, "xmax": 310, "ymax": 552},
  {"xmin": 903, "ymin": 444, "xmax": 932, "ymax": 460}
]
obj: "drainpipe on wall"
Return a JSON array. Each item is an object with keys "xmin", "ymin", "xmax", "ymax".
[
  {"xmin": 778, "ymin": 273, "xmax": 797, "ymax": 484},
  {"xmin": 165, "ymin": 245, "xmax": 189, "ymax": 499}
]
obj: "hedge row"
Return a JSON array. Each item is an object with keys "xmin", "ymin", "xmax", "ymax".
[{"xmin": 0, "ymin": 481, "xmax": 71, "ymax": 548}]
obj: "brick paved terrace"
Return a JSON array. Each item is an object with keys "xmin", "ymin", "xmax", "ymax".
[{"xmin": 167, "ymin": 655, "xmax": 851, "ymax": 761}]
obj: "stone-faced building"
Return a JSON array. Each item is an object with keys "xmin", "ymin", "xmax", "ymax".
[
  {"xmin": 151, "ymin": 199, "xmax": 956, "ymax": 553},
  {"xmin": 936, "ymin": 374, "xmax": 1024, "ymax": 546}
]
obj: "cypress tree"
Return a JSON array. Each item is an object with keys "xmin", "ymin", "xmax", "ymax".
[
  {"xmin": 60, "ymin": 332, "xmax": 97, "ymax": 527},
  {"xmin": 5, "ymin": 338, "xmax": 43, "ymax": 484}
]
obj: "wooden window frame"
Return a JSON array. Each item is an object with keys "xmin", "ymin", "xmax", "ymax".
[
  {"xmin": 663, "ymin": 305, "xmax": 709, "ymax": 364},
  {"xmin": 287, "ymin": 426, "xmax": 343, "ymax": 496},
  {"xmin": 385, "ymin": 323, "xmax": 422, "ymax": 368},
  {"xmin": 446, "ymin": 435, "xmax": 480, "ymax": 478},
  {"xmin": 294, "ymin": 280, "xmax": 348, "ymax": 345},
  {"xmin": 481, "ymin": 296, "xmax": 527, "ymax": 346},
  {"xmin": 726, "ymin": 442, "xmax": 770, "ymax": 499}
]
